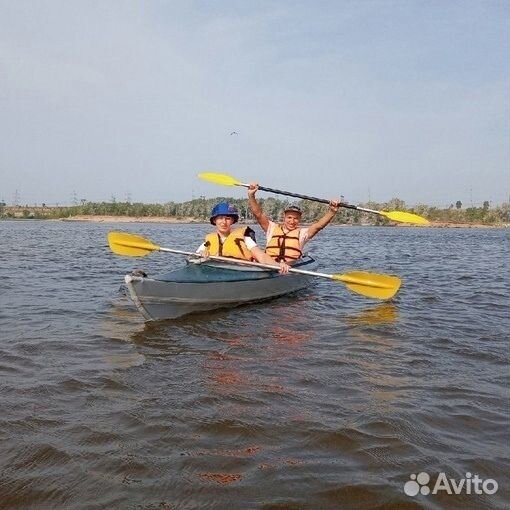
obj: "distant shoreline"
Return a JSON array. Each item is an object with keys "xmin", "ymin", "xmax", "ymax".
[
  {"xmin": 50, "ymin": 215, "xmax": 507, "ymax": 228},
  {"xmin": 2, "ymin": 215, "xmax": 507, "ymax": 228}
]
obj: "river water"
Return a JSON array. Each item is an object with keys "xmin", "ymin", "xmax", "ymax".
[{"xmin": 1, "ymin": 220, "xmax": 508, "ymax": 510}]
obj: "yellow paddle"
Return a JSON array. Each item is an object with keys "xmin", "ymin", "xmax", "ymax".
[
  {"xmin": 198, "ymin": 171, "xmax": 429, "ymax": 225},
  {"xmin": 108, "ymin": 231, "xmax": 402, "ymax": 300}
]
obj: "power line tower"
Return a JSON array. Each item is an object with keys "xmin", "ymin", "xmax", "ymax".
[{"xmin": 13, "ymin": 189, "xmax": 20, "ymax": 206}]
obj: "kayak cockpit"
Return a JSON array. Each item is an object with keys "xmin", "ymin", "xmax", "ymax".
[{"xmin": 154, "ymin": 255, "xmax": 316, "ymax": 283}]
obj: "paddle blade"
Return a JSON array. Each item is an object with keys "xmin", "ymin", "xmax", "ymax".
[
  {"xmin": 197, "ymin": 172, "xmax": 243, "ymax": 187},
  {"xmin": 108, "ymin": 231, "xmax": 160, "ymax": 257},
  {"xmin": 333, "ymin": 271, "xmax": 402, "ymax": 300},
  {"xmin": 383, "ymin": 210, "xmax": 429, "ymax": 225}
]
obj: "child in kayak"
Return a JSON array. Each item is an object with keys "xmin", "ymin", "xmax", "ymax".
[{"xmin": 196, "ymin": 202, "xmax": 290, "ymax": 274}]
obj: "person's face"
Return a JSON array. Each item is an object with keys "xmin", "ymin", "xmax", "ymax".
[
  {"xmin": 283, "ymin": 212, "xmax": 301, "ymax": 230},
  {"xmin": 214, "ymin": 215, "xmax": 234, "ymax": 235}
]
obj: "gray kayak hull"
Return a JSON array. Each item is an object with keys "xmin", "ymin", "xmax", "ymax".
[{"xmin": 124, "ymin": 257, "xmax": 316, "ymax": 321}]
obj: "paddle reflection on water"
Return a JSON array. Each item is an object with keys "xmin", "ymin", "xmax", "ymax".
[
  {"xmin": 346, "ymin": 309, "xmax": 414, "ymax": 418},
  {"xmin": 345, "ymin": 302, "xmax": 399, "ymax": 326}
]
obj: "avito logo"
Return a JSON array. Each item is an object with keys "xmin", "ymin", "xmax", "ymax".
[{"xmin": 404, "ymin": 472, "xmax": 498, "ymax": 497}]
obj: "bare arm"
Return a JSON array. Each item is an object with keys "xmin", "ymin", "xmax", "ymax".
[
  {"xmin": 195, "ymin": 242, "xmax": 208, "ymax": 255},
  {"xmin": 306, "ymin": 200, "xmax": 340, "ymax": 240},
  {"xmin": 250, "ymin": 246, "xmax": 290, "ymax": 274},
  {"xmin": 247, "ymin": 183, "xmax": 270, "ymax": 233}
]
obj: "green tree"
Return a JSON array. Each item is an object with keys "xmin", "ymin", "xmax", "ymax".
[{"xmin": 455, "ymin": 200, "xmax": 462, "ymax": 209}]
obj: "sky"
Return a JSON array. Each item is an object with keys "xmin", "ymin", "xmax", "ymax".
[{"xmin": 1, "ymin": 0, "xmax": 509, "ymax": 207}]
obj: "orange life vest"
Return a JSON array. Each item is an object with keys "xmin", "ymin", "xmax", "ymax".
[
  {"xmin": 204, "ymin": 226, "xmax": 253, "ymax": 261},
  {"xmin": 266, "ymin": 224, "xmax": 303, "ymax": 262}
]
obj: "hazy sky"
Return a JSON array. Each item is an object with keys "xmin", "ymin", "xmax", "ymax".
[{"xmin": 2, "ymin": 1, "xmax": 509, "ymax": 207}]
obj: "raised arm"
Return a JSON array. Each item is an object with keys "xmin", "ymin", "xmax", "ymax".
[
  {"xmin": 247, "ymin": 183, "xmax": 270, "ymax": 233},
  {"xmin": 306, "ymin": 200, "xmax": 340, "ymax": 240}
]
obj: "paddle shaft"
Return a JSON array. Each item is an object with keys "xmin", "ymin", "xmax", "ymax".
[
  {"xmin": 236, "ymin": 182, "xmax": 383, "ymax": 216},
  {"xmin": 160, "ymin": 247, "xmax": 391, "ymax": 287},
  {"xmin": 198, "ymin": 172, "xmax": 428, "ymax": 224}
]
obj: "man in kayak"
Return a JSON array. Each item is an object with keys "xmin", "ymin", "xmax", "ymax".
[
  {"xmin": 196, "ymin": 202, "xmax": 290, "ymax": 274},
  {"xmin": 247, "ymin": 184, "xmax": 340, "ymax": 262}
]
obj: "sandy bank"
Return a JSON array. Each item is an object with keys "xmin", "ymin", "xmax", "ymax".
[{"xmin": 60, "ymin": 215, "xmax": 204, "ymax": 224}]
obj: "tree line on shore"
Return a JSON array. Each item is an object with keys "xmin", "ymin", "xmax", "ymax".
[{"xmin": 1, "ymin": 197, "xmax": 509, "ymax": 225}]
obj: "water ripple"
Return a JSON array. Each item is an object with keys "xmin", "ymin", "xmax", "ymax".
[{"xmin": 0, "ymin": 222, "xmax": 508, "ymax": 509}]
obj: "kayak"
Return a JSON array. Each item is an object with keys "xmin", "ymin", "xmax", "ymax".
[{"xmin": 124, "ymin": 256, "xmax": 317, "ymax": 321}]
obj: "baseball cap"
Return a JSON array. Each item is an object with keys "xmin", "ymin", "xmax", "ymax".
[{"xmin": 284, "ymin": 205, "xmax": 302, "ymax": 215}]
